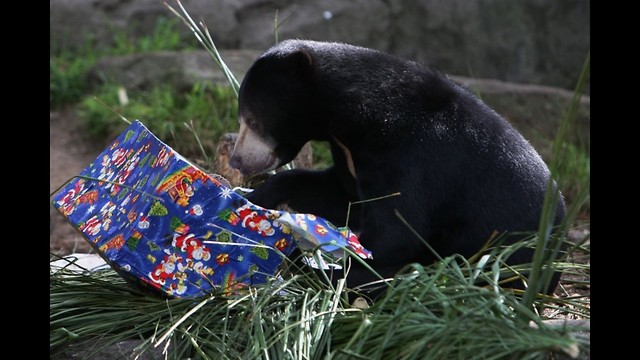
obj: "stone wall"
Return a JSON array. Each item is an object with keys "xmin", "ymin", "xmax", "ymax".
[{"xmin": 50, "ymin": 0, "xmax": 590, "ymax": 92}]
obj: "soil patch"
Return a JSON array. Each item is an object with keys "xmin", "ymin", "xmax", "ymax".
[{"xmin": 50, "ymin": 109, "xmax": 105, "ymax": 257}]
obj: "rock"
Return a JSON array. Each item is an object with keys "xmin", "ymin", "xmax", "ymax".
[
  {"xmin": 380, "ymin": 0, "xmax": 590, "ymax": 92},
  {"xmin": 88, "ymin": 50, "xmax": 262, "ymax": 91},
  {"xmin": 51, "ymin": 0, "xmax": 589, "ymax": 92},
  {"xmin": 234, "ymin": 0, "xmax": 391, "ymax": 51},
  {"xmin": 452, "ymin": 76, "xmax": 590, "ymax": 160},
  {"xmin": 50, "ymin": 0, "xmax": 240, "ymax": 52}
]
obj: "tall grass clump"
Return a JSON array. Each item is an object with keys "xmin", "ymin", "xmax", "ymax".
[
  {"xmin": 76, "ymin": 81, "xmax": 238, "ymax": 162},
  {"xmin": 50, "ymin": 47, "xmax": 97, "ymax": 108},
  {"xmin": 554, "ymin": 140, "xmax": 590, "ymax": 219},
  {"xmin": 51, "ymin": 1, "xmax": 589, "ymax": 358},
  {"xmin": 50, "ymin": 242, "xmax": 586, "ymax": 359},
  {"xmin": 519, "ymin": 51, "xmax": 590, "ymax": 310}
]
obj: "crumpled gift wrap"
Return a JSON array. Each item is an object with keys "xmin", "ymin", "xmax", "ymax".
[{"xmin": 51, "ymin": 120, "xmax": 372, "ymax": 298}]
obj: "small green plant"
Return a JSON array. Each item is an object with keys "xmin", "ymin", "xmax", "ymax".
[
  {"xmin": 50, "ymin": 16, "xmax": 195, "ymax": 108},
  {"xmin": 554, "ymin": 141, "xmax": 590, "ymax": 217},
  {"xmin": 310, "ymin": 141, "xmax": 333, "ymax": 168},
  {"xmin": 50, "ymin": 49, "xmax": 97, "ymax": 108},
  {"xmin": 77, "ymin": 82, "xmax": 238, "ymax": 162},
  {"xmin": 110, "ymin": 17, "xmax": 191, "ymax": 55}
]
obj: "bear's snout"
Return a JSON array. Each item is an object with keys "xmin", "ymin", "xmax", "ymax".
[
  {"xmin": 229, "ymin": 124, "xmax": 280, "ymax": 176},
  {"xmin": 228, "ymin": 146, "xmax": 278, "ymax": 176},
  {"xmin": 228, "ymin": 153, "xmax": 243, "ymax": 170}
]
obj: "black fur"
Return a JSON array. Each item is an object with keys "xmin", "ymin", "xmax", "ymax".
[{"xmin": 236, "ymin": 40, "xmax": 566, "ymax": 298}]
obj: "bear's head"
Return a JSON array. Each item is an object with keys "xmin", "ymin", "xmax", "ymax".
[{"xmin": 229, "ymin": 42, "xmax": 317, "ymax": 176}]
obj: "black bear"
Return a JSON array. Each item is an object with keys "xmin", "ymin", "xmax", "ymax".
[{"xmin": 229, "ymin": 39, "xmax": 566, "ymax": 297}]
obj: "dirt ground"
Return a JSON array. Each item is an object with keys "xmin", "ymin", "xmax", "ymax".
[{"xmin": 50, "ymin": 109, "xmax": 103, "ymax": 257}]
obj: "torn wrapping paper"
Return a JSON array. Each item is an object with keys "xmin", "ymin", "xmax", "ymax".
[{"xmin": 51, "ymin": 120, "xmax": 371, "ymax": 298}]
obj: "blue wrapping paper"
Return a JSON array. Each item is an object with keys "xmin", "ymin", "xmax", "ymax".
[{"xmin": 51, "ymin": 120, "xmax": 371, "ymax": 298}]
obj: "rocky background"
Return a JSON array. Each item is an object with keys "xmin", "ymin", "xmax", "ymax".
[{"xmin": 51, "ymin": 0, "xmax": 590, "ymax": 93}]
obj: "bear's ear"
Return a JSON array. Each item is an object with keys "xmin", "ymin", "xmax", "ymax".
[
  {"xmin": 298, "ymin": 50, "xmax": 313, "ymax": 66},
  {"xmin": 284, "ymin": 50, "xmax": 314, "ymax": 73}
]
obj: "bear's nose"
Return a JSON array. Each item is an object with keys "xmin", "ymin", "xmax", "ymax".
[{"xmin": 229, "ymin": 154, "xmax": 242, "ymax": 170}]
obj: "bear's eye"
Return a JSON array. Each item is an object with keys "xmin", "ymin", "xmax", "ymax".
[{"xmin": 245, "ymin": 116, "xmax": 258, "ymax": 130}]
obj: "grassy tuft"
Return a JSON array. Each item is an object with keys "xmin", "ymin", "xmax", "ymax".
[
  {"xmin": 110, "ymin": 17, "xmax": 189, "ymax": 56},
  {"xmin": 50, "ymin": 16, "xmax": 195, "ymax": 109},
  {"xmin": 50, "ymin": 236, "xmax": 587, "ymax": 359},
  {"xmin": 50, "ymin": 49, "xmax": 97, "ymax": 108},
  {"xmin": 554, "ymin": 141, "xmax": 590, "ymax": 217},
  {"xmin": 76, "ymin": 82, "xmax": 238, "ymax": 163}
]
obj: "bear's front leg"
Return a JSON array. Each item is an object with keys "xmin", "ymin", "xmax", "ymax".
[{"xmin": 246, "ymin": 166, "xmax": 358, "ymax": 228}]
